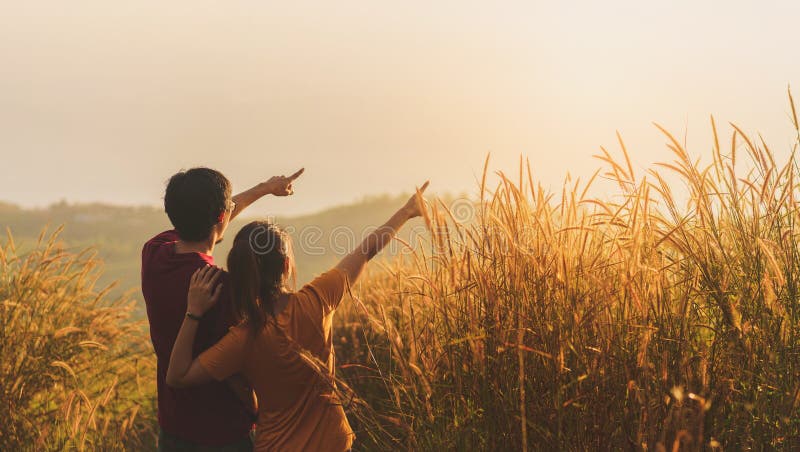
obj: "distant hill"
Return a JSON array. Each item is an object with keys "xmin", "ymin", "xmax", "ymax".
[{"xmin": 0, "ymin": 194, "xmax": 436, "ymax": 316}]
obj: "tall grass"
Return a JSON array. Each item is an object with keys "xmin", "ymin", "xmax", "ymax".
[
  {"xmin": 0, "ymin": 227, "xmax": 156, "ymax": 451},
  {"xmin": 335, "ymin": 94, "xmax": 800, "ymax": 450},
  {"xmin": 4, "ymin": 97, "xmax": 800, "ymax": 450}
]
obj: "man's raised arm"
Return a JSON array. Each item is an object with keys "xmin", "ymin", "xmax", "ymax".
[{"xmin": 230, "ymin": 168, "xmax": 305, "ymax": 220}]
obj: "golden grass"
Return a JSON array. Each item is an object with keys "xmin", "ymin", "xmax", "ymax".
[
  {"xmin": 334, "ymin": 95, "xmax": 800, "ymax": 450},
  {"xmin": 0, "ymin": 227, "xmax": 156, "ymax": 451},
  {"xmin": 5, "ymin": 95, "xmax": 800, "ymax": 450}
]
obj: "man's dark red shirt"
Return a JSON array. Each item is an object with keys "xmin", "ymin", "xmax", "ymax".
[{"xmin": 141, "ymin": 230, "xmax": 251, "ymax": 446}]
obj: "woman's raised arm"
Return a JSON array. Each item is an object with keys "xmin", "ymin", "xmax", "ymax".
[{"xmin": 335, "ymin": 181, "xmax": 428, "ymax": 285}]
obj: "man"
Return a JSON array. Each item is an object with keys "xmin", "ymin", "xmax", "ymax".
[{"xmin": 141, "ymin": 167, "xmax": 303, "ymax": 451}]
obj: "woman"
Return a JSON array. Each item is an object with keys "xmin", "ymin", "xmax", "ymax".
[{"xmin": 165, "ymin": 182, "xmax": 429, "ymax": 451}]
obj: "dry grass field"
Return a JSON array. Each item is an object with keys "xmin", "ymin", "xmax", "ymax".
[
  {"xmin": 0, "ymin": 228, "xmax": 157, "ymax": 450},
  {"xmin": 335, "ymin": 96, "xmax": 800, "ymax": 450},
  {"xmin": 3, "ymin": 96, "xmax": 800, "ymax": 450}
]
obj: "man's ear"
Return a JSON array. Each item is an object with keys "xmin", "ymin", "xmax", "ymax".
[{"xmin": 212, "ymin": 221, "xmax": 226, "ymax": 245}]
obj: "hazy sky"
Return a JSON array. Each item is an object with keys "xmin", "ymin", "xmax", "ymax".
[{"xmin": 2, "ymin": 1, "xmax": 799, "ymax": 216}]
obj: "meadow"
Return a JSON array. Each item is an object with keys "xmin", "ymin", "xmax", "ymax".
[
  {"xmin": 3, "ymin": 97, "xmax": 800, "ymax": 450},
  {"xmin": 333, "ymin": 99, "xmax": 800, "ymax": 449},
  {"xmin": 0, "ymin": 228, "xmax": 157, "ymax": 450}
]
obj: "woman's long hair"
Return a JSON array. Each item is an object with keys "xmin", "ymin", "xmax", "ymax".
[{"xmin": 227, "ymin": 221, "xmax": 295, "ymax": 335}]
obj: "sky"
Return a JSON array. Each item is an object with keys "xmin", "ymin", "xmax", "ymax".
[{"xmin": 1, "ymin": 1, "xmax": 799, "ymax": 217}]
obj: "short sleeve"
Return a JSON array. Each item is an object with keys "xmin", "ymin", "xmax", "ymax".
[
  {"xmin": 198, "ymin": 324, "xmax": 249, "ymax": 381},
  {"xmin": 145, "ymin": 230, "xmax": 179, "ymax": 247},
  {"xmin": 141, "ymin": 230, "xmax": 179, "ymax": 264},
  {"xmin": 299, "ymin": 268, "xmax": 348, "ymax": 314},
  {"xmin": 209, "ymin": 274, "xmax": 238, "ymax": 341}
]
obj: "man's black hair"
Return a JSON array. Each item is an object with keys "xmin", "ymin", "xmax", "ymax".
[{"xmin": 164, "ymin": 167, "xmax": 232, "ymax": 242}]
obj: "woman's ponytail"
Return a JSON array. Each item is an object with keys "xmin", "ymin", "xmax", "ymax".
[{"xmin": 227, "ymin": 221, "xmax": 293, "ymax": 335}]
